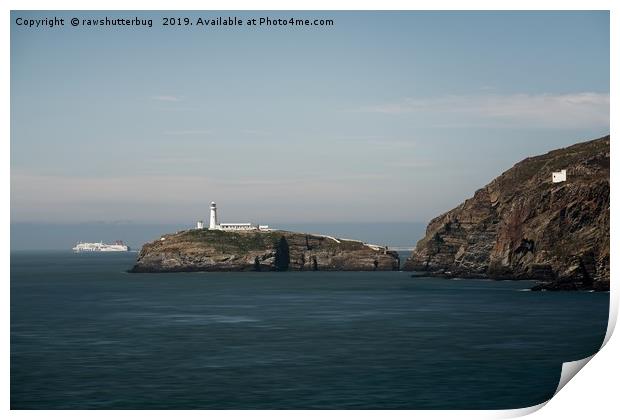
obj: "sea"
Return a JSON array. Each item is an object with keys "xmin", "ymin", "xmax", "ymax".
[{"xmin": 11, "ymin": 251, "xmax": 609, "ymax": 410}]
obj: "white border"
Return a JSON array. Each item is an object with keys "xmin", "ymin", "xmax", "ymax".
[{"xmin": 4, "ymin": 1, "xmax": 617, "ymax": 419}]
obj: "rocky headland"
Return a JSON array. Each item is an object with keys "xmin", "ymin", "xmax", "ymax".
[
  {"xmin": 130, "ymin": 229, "xmax": 400, "ymax": 273},
  {"xmin": 403, "ymin": 135, "xmax": 610, "ymax": 291}
]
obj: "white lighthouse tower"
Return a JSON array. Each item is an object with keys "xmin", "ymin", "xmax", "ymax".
[{"xmin": 209, "ymin": 201, "xmax": 219, "ymax": 229}]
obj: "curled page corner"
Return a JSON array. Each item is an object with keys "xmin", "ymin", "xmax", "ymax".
[
  {"xmin": 543, "ymin": 288, "xmax": 617, "ymax": 406},
  {"xmin": 554, "ymin": 354, "xmax": 595, "ymax": 396},
  {"xmin": 601, "ymin": 289, "xmax": 617, "ymax": 348},
  {"xmin": 500, "ymin": 354, "xmax": 598, "ymax": 418},
  {"xmin": 499, "ymin": 400, "xmax": 548, "ymax": 418}
]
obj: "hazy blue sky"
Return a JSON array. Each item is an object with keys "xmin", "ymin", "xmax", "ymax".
[{"xmin": 11, "ymin": 11, "xmax": 609, "ymax": 226}]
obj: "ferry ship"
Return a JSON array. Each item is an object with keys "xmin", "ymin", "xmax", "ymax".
[{"xmin": 72, "ymin": 240, "xmax": 131, "ymax": 252}]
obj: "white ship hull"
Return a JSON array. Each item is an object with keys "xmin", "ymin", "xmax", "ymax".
[{"xmin": 72, "ymin": 242, "xmax": 130, "ymax": 252}]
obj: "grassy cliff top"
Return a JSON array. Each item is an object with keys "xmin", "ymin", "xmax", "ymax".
[{"xmin": 141, "ymin": 229, "xmax": 381, "ymax": 255}]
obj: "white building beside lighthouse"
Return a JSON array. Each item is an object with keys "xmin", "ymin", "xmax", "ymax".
[{"xmin": 207, "ymin": 201, "xmax": 270, "ymax": 231}]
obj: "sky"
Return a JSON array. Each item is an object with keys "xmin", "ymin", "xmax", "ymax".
[{"xmin": 11, "ymin": 11, "xmax": 610, "ymax": 230}]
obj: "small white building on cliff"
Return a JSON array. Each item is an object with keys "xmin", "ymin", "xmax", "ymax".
[{"xmin": 552, "ymin": 169, "xmax": 567, "ymax": 183}]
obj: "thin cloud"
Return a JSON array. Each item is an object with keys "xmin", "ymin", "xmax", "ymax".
[
  {"xmin": 163, "ymin": 129, "xmax": 212, "ymax": 135},
  {"xmin": 364, "ymin": 139, "xmax": 416, "ymax": 149},
  {"xmin": 390, "ymin": 160, "xmax": 435, "ymax": 169},
  {"xmin": 331, "ymin": 136, "xmax": 416, "ymax": 149},
  {"xmin": 151, "ymin": 95, "xmax": 182, "ymax": 102},
  {"xmin": 11, "ymin": 172, "xmax": 391, "ymax": 206},
  {"xmin": 355, "ymin": 92, "xmax": 610, "ymax": 128},
  {"xmin": 240, "ymin": 129, "xmax": 272, "ymax": 136}
]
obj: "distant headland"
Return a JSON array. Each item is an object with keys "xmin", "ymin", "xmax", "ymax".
[{"xmin": 403, "ymin": 135, "xmax": 610, "ymax": 291}]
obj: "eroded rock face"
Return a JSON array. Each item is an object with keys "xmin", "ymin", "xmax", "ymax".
[
  {"xmin": 130, "ymin": 230, "xmax": 400, "ymax": 273},
  {"xmin": 403, "ymin": 136, "xmax": 610, "ymax": 291}
]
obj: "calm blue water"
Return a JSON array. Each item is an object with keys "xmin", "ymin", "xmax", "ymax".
[{"xmin": 11, "ymin": 251, "xmax": 609, "ymax": 409}]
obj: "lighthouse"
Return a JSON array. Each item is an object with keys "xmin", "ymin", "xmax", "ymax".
[
  {"xmin": 209, "ymin": 201, "xmax": 219, "ymax": 229},
  {"xmin": 203, "ymin": 201, "xmax": 271, "ymax": 231}
]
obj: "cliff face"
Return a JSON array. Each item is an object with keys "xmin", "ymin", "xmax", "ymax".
[
  {"xmin": 403, "ymin": 136, "xmax": 610, "ymax": 291},
  {"xmin": 130, "ymin": 230, "xmax": 400, "ymax": 273}
]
